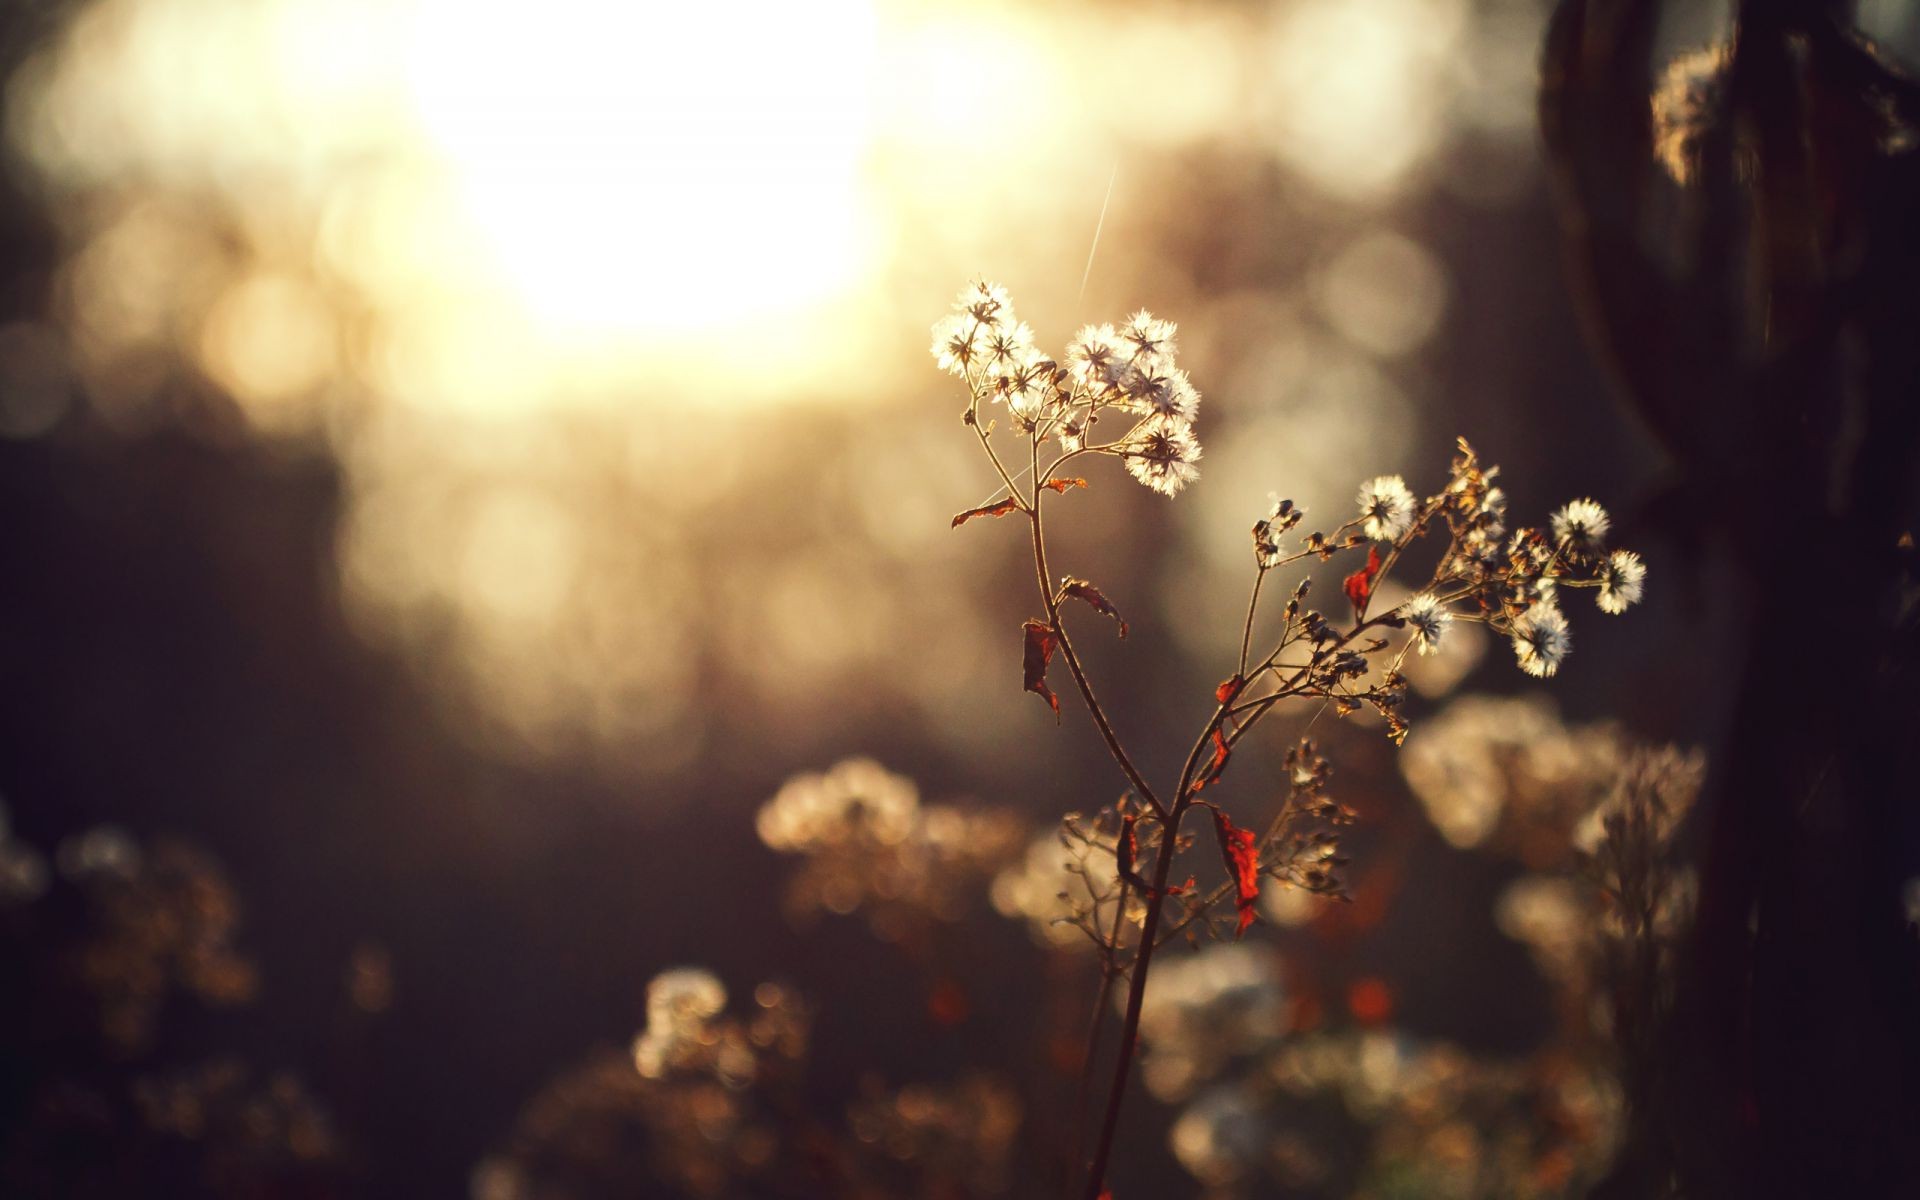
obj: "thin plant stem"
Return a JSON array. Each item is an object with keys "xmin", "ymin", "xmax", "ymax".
[
  {"xmin": 1079, "ymin": 808, "xmax": 1180, "ymax": 1200},
  {"xmin": 1238, "ymin": 568, "xmax": 1267, "ymax": 678},
  {"xmin": 1026, "ymin": 435, "xmax": 1167, "ymax": 819},
  {"xmin": 1065, "ymin": 891, "xmax": 1132, "ymax": 1197}
]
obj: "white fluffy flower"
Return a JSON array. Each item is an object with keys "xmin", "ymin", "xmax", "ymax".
[
  {"xmin": 1511, "ymin": 602, "xmax": 1572, "ymax": 677},
  {"xmin": 1400, "ymin": 592, "xmax": 1453, "ymax": 656},
  {"xmin": 978, "ymin": 320, "xmax": 1035, "ymax": 373},
  {"xmin": 1067, "ymin": 323, "xmax": 1125, "ymax": 390},
  {"xmin": 1597, "ymin": 549, "xmax": 1647, "ymax": 614},
  {"xmin": 1550, "ymin": 498, "xmax": 1610, "ymax": 551},
  {"xmin": 992, "ymin": 347, "xmax": 1056, "ymax": 427},
  {"xmin": 954, "ymin": 280, "xmax": 1013, "ymax": 328},
  {"xmin": 1121, "ymin": 415, "xmax": 1202, "ymax": 496},
  {"xmin": 1117, "ymin": 309, "xmax": 1178, "ymax": 364},
  {"xmin": 1356, "ymin": 475, "xmax": 1416, "ymax": 541},
  {"xmin": 1118, "ymin": 364, "xmax": 1199, "ymax": 421},
  {"xmin": 930, "ymin": 313, "xmax": 983, "ymax": 376}
]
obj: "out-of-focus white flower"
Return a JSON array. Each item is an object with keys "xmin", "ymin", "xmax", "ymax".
[
  {"xmin": 646, "ymin": 967, "xmax": 727, "ymax": 1031},
  {"xmin": 1400, "ymin": 592, "xmax": 1452, "ymax": 656},
  {"xmin": 1170, "ymin": 1085, "xmax": 1269, "ymax": 1186},
  {"xmin": 0, "ymin": 841, "xmax": 48, "ymax": 904},
  {"xmin": 1596, "ymin": 549, "xmax": 1646, "ymax": 614},
  {"xmin": 1550, "ymin": 498, "xmax": 1610, "ymax": 552},
  {"xmin": 1259, "ymin": 881, "xmax": 1325, "ymax": 927},
  {"xmin": 56, "ymin": 825, "xmax": 140, "ymax": 881},
  {"xmin": 1133, "ymin": 944, "xmax": 1287, "ymax": 1101},
  {"xmin": 633, "ymin": 966, "xmax": 731, "ymax": 1080},
  {"xmin": 1356, "ymin": 475, "xmax": 1415, "ymax": 541},
  {"xmin": 991, "ymin": 828, "xmax": 1131, "ymax": 948},
  {"xmin": 1511, "ymin": 602, "xmax": 1571, "ymax": 677},
  {"xmin": 1120, "ymin": 414, "xmax": 1202, "ymax": 496},
  {"xmin": 1496, "ymin": 875, "xmax": 1587, "ymax": 980},
  {"xmin": 757, "ymin": 758, "xmax": 921, "ymax": 852}
]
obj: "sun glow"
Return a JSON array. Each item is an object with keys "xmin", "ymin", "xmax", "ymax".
[{"xmin": 403, "ymin": 0, "xmax": 880, "ymax": 341}]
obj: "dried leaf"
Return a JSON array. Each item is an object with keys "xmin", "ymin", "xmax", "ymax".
[
  {"xmin": 1043, "ymin": 477, "xmax": 1088, "ymax": 493},
  {"xmin": 1343, "ymin": 544, "xmax": 1383, "ymax": 615},
  {"xmin": 1021, "ymin": 619, "xmax": 1061, "ymax": 721},
  {"xmin": 1192, "ymin": 728, "xmax": 1231, "ymax": 792},
  {"xmin": 952, "ymin": 497, "xmax": 1021, "ymax": 527},
  {"xmin": 1060, "ymin": 577, "xmax": 1128, "ymax": 637},
  {"xmin": 1215, "ymin": 674, "xmax": 1245, "ymax": 705},
  {"xmin": 1212, "ymin": 810, "xmax": 1261, "ymax": 937}
]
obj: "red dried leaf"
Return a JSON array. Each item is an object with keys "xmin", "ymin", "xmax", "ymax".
[
  {"xmin": 1212, "ymin": 809, "xmax": 1261, "ymax": 937},
  {"xmin": 1042, "ymin": 477, "xmax": 1088, "ymax": 493},
  {"xmin": 1215, "ymin": 674, "xmax": 1245, "ymax": 705},
  {"xmin": 1191, "ymin": 728, "xmax": 1231, "ymax": 792},
  {"xmin": 952, "ymin": 497, "xmax": 1022, "ymax": 527},
  {"xmin": 1060, "ymin": 577, "xmax": 1128, "ymax": 638},
  {"xmin": 1165, "ymin": 876, "xmax": 1198, "ymax": 897},
  {"xmin": 1343, "ymin": 544, "xmax": 1383, "ymax": 615},
  {"xmin": 1021, "ymin": 619, "xmax": 1061, "ymax": 721}
]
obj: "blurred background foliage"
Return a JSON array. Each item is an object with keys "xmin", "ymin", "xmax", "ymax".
[{"xmin": 0, "ymin": 0, "xmax": 1916, "ymax": 1195}]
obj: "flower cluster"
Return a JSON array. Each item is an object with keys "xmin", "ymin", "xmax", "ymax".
[
  {"xmin": 757, "ymin": 758, "xmax": 1024, "ymax": 938},
  {"xmin": 1245, "ymin": 443, "xmax": 1646, "ymax": 706},
  {"xmin": 932, "ymin": 282, "xmax": 1203, "ymax": 496}
]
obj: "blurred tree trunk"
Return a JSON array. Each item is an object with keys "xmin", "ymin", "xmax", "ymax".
[{"xmin": 1540, "ymin": 1, "xmax": 1920, "ymax": 1195}]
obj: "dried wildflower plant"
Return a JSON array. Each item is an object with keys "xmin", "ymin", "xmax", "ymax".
[{"xmin": 928, "ymin": 280, "xmax": 1651, "ymax": 1197}]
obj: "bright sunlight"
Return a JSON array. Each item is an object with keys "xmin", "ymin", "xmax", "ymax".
[{"xmin": 404, "ymin": 0, "xmax": 880, "ymax": 340}]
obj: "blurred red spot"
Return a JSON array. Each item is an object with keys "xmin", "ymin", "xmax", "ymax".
[
  {"xmin": 1347, "ymin": 976, "xmax": 1393, "ymax": 1026},
  {"xmin": 928, "ymin": 979, "xmax": 968, "ymax": 1027}
]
